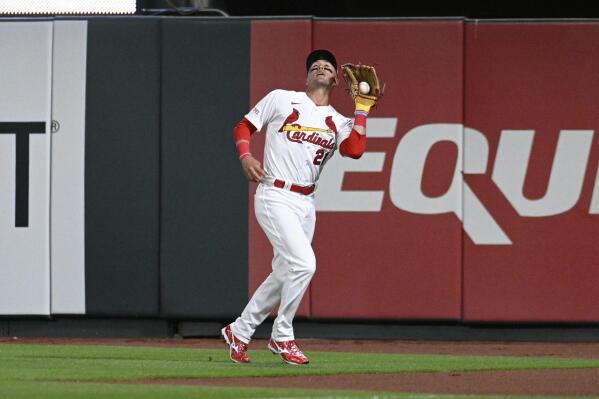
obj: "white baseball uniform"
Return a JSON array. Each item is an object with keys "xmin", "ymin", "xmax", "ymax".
[{"xmin": 231, "ymin": 89, "xmax": 353, "ymax": 343}]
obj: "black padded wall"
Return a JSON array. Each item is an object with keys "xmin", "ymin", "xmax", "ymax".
[
  {"xmin": 159, "ymin": 19, "xmax": 250, "ymax": 318},
  {"xmin": 85, "ymin": 19, "xmax": 161, "ymax": 316}
]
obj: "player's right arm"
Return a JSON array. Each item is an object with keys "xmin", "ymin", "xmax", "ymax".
[
  {"xmin": 234, "ymin": 90, "xmax": 282, "ymax": 182},
  {"xmin": 234, "ymin": 118, "xmax": 266, "ymax": 182}
]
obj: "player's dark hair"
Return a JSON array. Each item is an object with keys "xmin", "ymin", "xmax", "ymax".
[{"xmin": 306, "ymin": 49, "xmax": 337, "ymax": 71}]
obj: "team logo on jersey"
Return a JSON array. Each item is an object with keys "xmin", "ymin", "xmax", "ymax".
[{"xmin": 278, "ymin": 109, "xmax": 336, "ymax": 149}]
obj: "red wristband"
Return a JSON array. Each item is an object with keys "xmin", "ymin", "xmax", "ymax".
[
  {"xmin": 354, "ymin": 111, "xmax": 368, "ymax": 128},
  {"xmin": 236, "ymin": 141, "xmax": 250, "ymax": 159}
]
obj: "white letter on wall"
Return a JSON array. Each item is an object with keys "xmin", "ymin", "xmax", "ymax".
[
  {"xmin": 492, "ymin": 130, "xmax": 593, "ymax": 216},
  {"xmin": 389, "ymin": 123, "xmax": 511, "ymax": 245}
]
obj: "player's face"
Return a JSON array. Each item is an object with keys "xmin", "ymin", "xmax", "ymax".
[{"xmin": 306, "ymin": 60, "xmax": 338, "ymax": 89}]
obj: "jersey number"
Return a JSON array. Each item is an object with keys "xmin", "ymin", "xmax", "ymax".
[{"xmin": 313, "ymin": 149, "xmax": 327, "ymax": 165}]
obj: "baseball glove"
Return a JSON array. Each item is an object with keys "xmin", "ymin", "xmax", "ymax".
[{"xmin": 341, "ymin": 63, "xmax": 381, "ymax": 113}]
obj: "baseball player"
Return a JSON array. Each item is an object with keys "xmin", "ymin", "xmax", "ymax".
[{"xmin": 222, "ymin": 49, "xmax": 379, "ymax": 365}]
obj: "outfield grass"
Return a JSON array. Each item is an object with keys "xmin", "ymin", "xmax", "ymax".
[
  {"xmin": 1, "ymin": 343, "xmax": 599, "ymax": 399},
  {"xmin": 2, "ymin": 382, "xmax": 597, "ymax": 399}
]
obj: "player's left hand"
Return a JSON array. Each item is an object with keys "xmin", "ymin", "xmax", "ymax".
[
  {"xmin": 240, "ymin": 155, "xmax": 266, "ymax": 182},
  {"xmin": 341, "ymin": 63, "xmax": 382, "ymax": 113}
]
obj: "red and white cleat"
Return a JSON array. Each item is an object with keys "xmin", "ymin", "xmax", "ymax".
[
  {"xmin": 267, "ymin": 338, "xmax": 309, "ymax": 365},
  {"xmin": 221, "ymin": 324, "xmax": 250, "ymax": 364}
]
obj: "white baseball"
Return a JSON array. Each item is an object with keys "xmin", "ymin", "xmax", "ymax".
[{"xmin": 359, "ymin": 81, "xmax": 370, "ymax": 94}]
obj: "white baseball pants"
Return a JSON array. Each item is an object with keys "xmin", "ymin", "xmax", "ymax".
[{"xmin": 232, "ymin": 183, "xmax": 316, "ymax": 343}]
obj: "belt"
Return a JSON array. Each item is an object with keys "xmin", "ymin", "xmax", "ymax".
[{"xmin": 273, "ymin": 179, "xmax": 315, "ymax": 196}]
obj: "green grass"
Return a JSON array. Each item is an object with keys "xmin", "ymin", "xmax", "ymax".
[
  {"xmin": 1, "ymin": 382, "xmax": 596, "ymax": 399},
  {"xmin": 3, "ymin": 343, "xmax": 599, "ymax": 381},
  {"xmin": 1, "ymin": 343, "xmax": 599, "ymax": 399}
]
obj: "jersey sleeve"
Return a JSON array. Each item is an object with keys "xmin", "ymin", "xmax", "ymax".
[
  {"xmin": 244, "ymin": 89, "xmax": 281, "ymax": 131},
  {"xmin": 336, "ymin": 117, "xmax": 354, "ymax": 148}
]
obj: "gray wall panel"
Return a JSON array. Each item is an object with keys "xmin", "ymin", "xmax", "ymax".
[
  {"xmin": 160, "ymin": 19, "xmax": 250, "ymax": 318},
  {"xmin": 0, "ymin": 22, "xmax": 52, "ymax": 315}
]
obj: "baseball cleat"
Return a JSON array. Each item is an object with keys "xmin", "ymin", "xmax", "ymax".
[
  {"xmin": 221, "ymin": 324, "xmax": 250, "ymax": 364},
  {"xmin": 267, "ymin": 338, "xmax": 309, "ymax": 365}
]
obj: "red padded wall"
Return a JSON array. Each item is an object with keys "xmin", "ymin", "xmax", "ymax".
[
  {"xmin": 248, "ymin": 19, "xmax": 599, "ymax": 322},
  {"xmin": 309, "ymin": 21, "xmax": 464, "ymax": 319},
  {"xmin": 249, "ymin": 20, "xmax": 464, "ymax": 320},
  {"xmin": 462, "ymin": 22, "xmax": 599, "ymax": 322}
]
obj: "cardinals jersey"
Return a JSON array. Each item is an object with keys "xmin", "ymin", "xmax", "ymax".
[{"xmin": 245, "ymin": 89, "xmax": 353, "ymax": 186}]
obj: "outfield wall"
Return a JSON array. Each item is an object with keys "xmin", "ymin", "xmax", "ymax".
[{"xmin": 0, "ymin": 17, "xmax": 598, "ymax": 324}]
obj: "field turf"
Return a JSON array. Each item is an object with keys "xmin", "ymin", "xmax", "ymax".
[{"xmin": 1, "ymin": 343, "xmax": 598, "ymax": 399}]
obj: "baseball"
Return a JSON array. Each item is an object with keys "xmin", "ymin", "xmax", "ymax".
[{"xmin": 359, "ymin": 81, "xmax": 370, "ymax": 94}]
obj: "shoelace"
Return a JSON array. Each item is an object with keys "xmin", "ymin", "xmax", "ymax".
[
  {"xmin": 231, "ymin": 337, "xmax": 248, "ymax": 353},
  {"xmin": 286, "ymin": 341, "xmax": 303, "ymax": 355}
]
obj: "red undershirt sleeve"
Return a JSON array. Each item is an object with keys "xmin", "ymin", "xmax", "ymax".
[
  {"xmin": 234, "ymin": 118, "xmax": 257, "ymax": 142},
  {"xmin": 234, "ymin": 118, "xmax": 257, "ymax": 159},
  {"xmin": 339, "ymin": 129, "xmax": 366, "ymax": 159}
]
